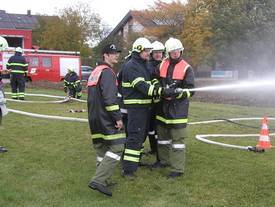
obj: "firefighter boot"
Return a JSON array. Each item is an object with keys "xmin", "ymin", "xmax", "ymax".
[
  {"xmin": 88, "ymin": 181, "xmax": 112, "ymax": 197},
  {"xmin": 167, "ymin": 171, "xmax": 183, "ymax": 179},
  {"xmin": 151, "ymin": 161, "xmax": 168, "ymax": 169},
  {"xmin": 0, "ymin": 146, "xmax": 8, "ymax": 153}
]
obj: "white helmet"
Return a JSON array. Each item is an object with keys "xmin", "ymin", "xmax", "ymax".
[
  {"xmin": 165, "ymin": 37, "xmax": 184, "ymax": 53},
  {"xmin": 67, "ymin": 67, "xmax": 75, "ymax": 72},
  {"xmin": 151, "ymin": 41, "xmax": 165, "ymax": 52},
  {"xmin": 0, "ymin": 36, "xmax": 8, "ymax": 51},
  {"xmin": 132, "ymin": 37, "xmax": 152, "ymax": 53},
  {"xmin": 15, "ymin": 47, "xmax": 23, "ymax": 53}
]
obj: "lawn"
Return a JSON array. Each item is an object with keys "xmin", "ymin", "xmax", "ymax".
[{"xmin": 1, "ymin": 87, "xmax": 275, "ymax": 207}]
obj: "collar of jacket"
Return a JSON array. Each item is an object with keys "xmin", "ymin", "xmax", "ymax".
[
  {"xmin": 131, "ymin": 52, "xmax": 147, "ymax": 64},
  {"xmin": 149, "ymin": 58, "xmax": 161, "ymax": 67},
  {"xmin": 169, "ymin": 56, "xmax": 182, "ymax": 65},
  {"xmin": 97, "ymin": 61, "xmax": 112, "ymax": 68}
]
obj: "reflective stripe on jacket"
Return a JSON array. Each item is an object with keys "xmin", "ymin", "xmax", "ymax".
[
  {"xmin": 6, "ymin": 53, "xmax": 28, "ymax": 74},
  {"xmin": 121, "ymin": 52, "xmax": 156, "ymax": 108}
]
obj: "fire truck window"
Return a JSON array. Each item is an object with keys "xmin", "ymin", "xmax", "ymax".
[
  {"xmin": 42, "ymin": 57, "xmax": 52, "ymax": 68},
  {"xmin": 29, "ymin": 57, "xmax": 39, "ymax": 67}
]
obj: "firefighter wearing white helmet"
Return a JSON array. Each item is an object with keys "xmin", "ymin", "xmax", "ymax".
[
  {"xmin": 0, "ymin": 36, "xmax": 9, "ymax": 153},
  {"xmin": 153, "ymin": 37, "xmax": 195, "ymax": 178},
  {"xmin": 6, "ymin": 46, "xmax": 28, "ymax": 100},
  {"xmin": 132, "ymin": 37, "xmax": 152, "ymax": 53},
  {"xmin": 145, "ymin": 40, "xmax": 165, "ymax": 163},
  {"xmin": 165, "ymin": 37, "xmax": 184, "ymax": 53},
  {"xmin": 15, "ymin": 47, "xmax": 23, "ymax": 53},
  {"xmin": 121, "ymin": 37, "xmax": 154, "ymax": 176},
  {"xmin": 121, "ymin": 37, "xmax": 176, "ymax": 176}
]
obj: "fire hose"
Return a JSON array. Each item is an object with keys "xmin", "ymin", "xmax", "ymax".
[
  {"xmin": 5, "ymin": 92, "xmax": 87, "ymax": 103},
  {"xmin": 4, "ymin": 92, "xmax": 275, "ymax": 153}
]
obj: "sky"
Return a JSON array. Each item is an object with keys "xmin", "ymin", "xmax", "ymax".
[{"xmin": 0, "ymin": 0, "xmax": 178, "ymax": 29}]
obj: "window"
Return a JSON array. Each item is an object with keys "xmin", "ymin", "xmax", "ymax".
[
  {"xmin": 81, "ymin": 66, "xmax": 93, "ymax": 72},
  {"xmin": 42, "ymin": 57, "xmax": 52, "ymax": 68},
  {"xmin": 29, "ymin": 57, "xmax": 39, "ymax": 67}
]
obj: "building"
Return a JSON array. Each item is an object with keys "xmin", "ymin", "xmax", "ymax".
[
  {"xmin": 105, "ymin": 9, "xmax": 183, "ymax": 52},
  {"xmin": 0, "ymin": 10, "xmax": 38, "ymax": 49},
  {"xmin": 106, "ymin": 10, "xmax": 156, "ymax": 41}
]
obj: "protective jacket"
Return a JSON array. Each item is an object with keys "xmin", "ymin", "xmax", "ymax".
[
  {"xmin": 87, "ymin": 62, "xmax": 125, "ymax": 145},
  {"xmin": 147, "ymin": 58, "xmax": 161, "ymax": 77},
  {"xmin": 64, "ymin": 71, "xmax": 82, "ymax": 92},
  {"xmin": 121, "ymin": 52, "xmax": 157, "ymax": 108},
  {"xmin": 6, "ymin": 52, "xmax": 28, "ymax": 75},
  {"xmin": 156, "ymin": 57, "xmax": 195, "ymax": 128}
]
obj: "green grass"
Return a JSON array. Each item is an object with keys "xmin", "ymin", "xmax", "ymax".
[{"xmin": 1, "ymin": 88, "xmax": 275, "ymax": 207}]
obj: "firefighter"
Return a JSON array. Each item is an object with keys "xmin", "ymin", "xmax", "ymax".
[
  {"xmin": 121, "ymin": 37, "xmax": 176, "ymax": 176},
  {"xmin": 64, "ymin": 68, "xmax": 82, "ymax": 99},
  {"xmin": 117, "ymin": 51, "xmax": 132, "ymax": 135},
  {"xmin": 155, "ymin": 37, "xmax": 195, "ymax": 178},
  {"xmin": 146, "ymin": 41, "xmax": 165, "ymax": 158},
  {"xmin": 0, "ymin": 36, "xmax": 9, "ymax": 153},
  {"xmin": 6, "ymin": 47, "xmax": 28, "ymax": 100},
  {"xmin": 87, "ymin": 43, "xmax": 125, "ymax": 197}
]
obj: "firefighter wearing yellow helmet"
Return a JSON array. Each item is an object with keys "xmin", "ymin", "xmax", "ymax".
[{"xmin": 153, "ymin": 37, "xmax": 195, "ymax": 178}]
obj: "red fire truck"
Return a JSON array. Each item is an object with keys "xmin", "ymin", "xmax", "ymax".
[{"xmin": 0, "ymin": 48, "xmax": 81, "ymax": 82}]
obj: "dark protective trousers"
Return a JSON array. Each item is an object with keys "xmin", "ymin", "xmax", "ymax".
[
  {"xmin": 148, "ymin": 105, "xmax": 158, "ymax": 154},
  {"xmin": 122, "ymin": 107, "xmax": 151, "ymax": 174},
  {"xmin": 10, "ymin": 74, "xmax": 25, "ymax": 99}
]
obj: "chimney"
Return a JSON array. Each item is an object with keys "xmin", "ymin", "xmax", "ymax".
[{"xmin": 27, "ymin": 10, "xmax": 31, "ymax": 16}]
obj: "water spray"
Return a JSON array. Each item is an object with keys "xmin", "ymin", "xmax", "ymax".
[{"xmin": 175, "ymin": 79, "xmax": 275, "ymax": 92}]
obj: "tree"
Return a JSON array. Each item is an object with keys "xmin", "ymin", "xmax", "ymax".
[
  {"xmin": 142, "ymin": 0, "xmax": 185, "ymax": 41},
  {"xmin": 34, "ymin": 2, "xmax": 103, "ymax": 57},
  {"xmin": 181, "ymin": 0, "xmax": 216, "ymax": 68},
  {"xmin": 210, "ymin": 0, "xmax": 275, "ymax": 75}
]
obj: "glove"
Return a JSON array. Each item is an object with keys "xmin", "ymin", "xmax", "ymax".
[
  {"xmin": 161, "ymin": 87, "xmax": 177, "ymax": 98},
  {"xmin": 64, "ymin": 87, "xmax": 67, "ymax": 93},
  {"xmin": 175, "ymin": 88, "xmax": 191, "ymax": 99}
]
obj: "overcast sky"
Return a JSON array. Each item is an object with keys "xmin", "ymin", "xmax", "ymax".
[{"xmin": 1, "ymin": 0, "xmax": 179, "ymax": 29}]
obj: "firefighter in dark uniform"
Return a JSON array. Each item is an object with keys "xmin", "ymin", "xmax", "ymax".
[
  {"xmin": 117, "ymin": 51, "xmax": 132, "ymax": 135},
  {"xmin": 87, "ymin": 44, "xmax": 125, "ymax": 197},
  {"xmin": 0, "ymin": 36, "xmax": 9, "ymax": 153},
  {"xmin": 63, "ymin": 68, "xmax": 82, "ymax": 99},
  {"xmin": 121, "ymin": 37, "xmax": 175, "ymax": 176},
  {"xmin": 6, "ymin": 47, "xmax": 28, "ymax": 100},
  {"xmin": 146, "ymin": 41, "xmax": 165, "ymax": 162},
  {"xmin": 155, "ymin": 38, "xmax": 195, "ymax": 178}
]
